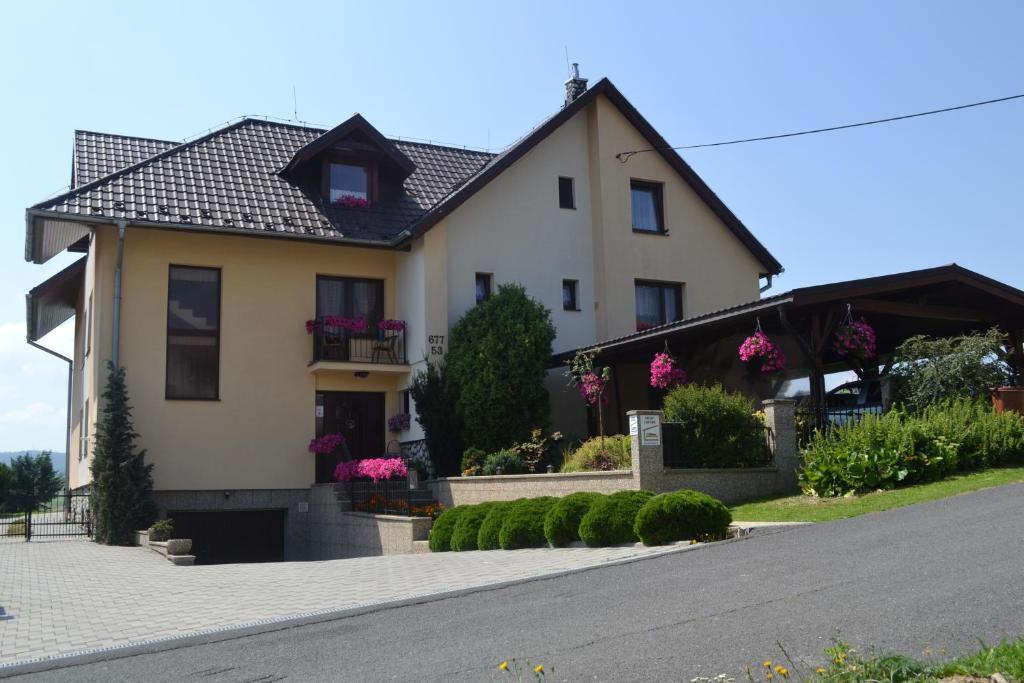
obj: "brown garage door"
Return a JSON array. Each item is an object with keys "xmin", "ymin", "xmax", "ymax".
[{"xmin": 168, "ymin": 510, "xmax": 285, "ymax": 565}]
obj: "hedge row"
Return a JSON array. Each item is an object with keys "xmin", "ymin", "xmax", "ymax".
[{"xmin": 429, "ymin": 489, "xmax": 731, "ymax": 551}]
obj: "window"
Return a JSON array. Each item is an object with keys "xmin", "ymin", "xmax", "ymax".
[
  {"xmin": 475, "ymin": 273, "xmax": 493, "ymax": 304},
  {"xmin": 328, "ymin": 162, "xmax": 369, "ymax": 203},
  {"xmin": 316, "ymin": 276, "xmax": 384, "ymax": 328},
  {"xmin": 562, "ymin": 279, "xmax": 579, "ymax": 311},
  {"xmin": 402, "ymin": 390, "xmax": 411, "ymax": 415},
  {"xmin": 79, "ymin": 400, "xmax": 89, "ymax": 461},
  {"xmin": 630, "ymin": 180, "xmax": 664, "ymax": 233},
  {"xmin": 166, "ymin": 266, "xmax": 221, "ymax": 400},
  {"xmin": 558, "ymin": 176, "xmax": 575, "ymax": 209},
  {"xmin": 83, "ymin": 293, "xmax": 92, "ymax": 358},
  {"xmin": 634, "ymin": 280, "xmax": 682, "ymax": 331}
]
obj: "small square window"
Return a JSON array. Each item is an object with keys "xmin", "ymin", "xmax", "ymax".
[
  {"xmin": 558, "ymin": 177, "xmax": 575, "ymax": 209},
  {"xmin": 475, "ymin": 273, "xmax": 493, "ymax": 304},
  {"xmin": 562, "ymin": 280, "xmax": 579, "ymax": 311},
  {"xmin": 631, "ymin": 180, "xmax": 664, "ymax": 233},
  {"xmin": 328, "ymin": 163, "xmax": 369, "ymax": 204},
  {"xmin": 634, "ymin": 280, "xmax": 682, "ymax": 331}
]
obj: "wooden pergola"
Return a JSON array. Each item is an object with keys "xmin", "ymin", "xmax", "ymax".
[{"xmin": 555, "ymin": 265, "xmax": 1024, "ymax": 434}]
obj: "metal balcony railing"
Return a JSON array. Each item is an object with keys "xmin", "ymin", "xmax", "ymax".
[{"xmin": 311, "ymin": 318, "xmax": 407, "ymax": 365}]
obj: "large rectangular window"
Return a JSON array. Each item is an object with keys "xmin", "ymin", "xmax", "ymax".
[
  {"xmin": 634, "ymin": 280, "xmax": 682, "ymax": 331},
  {"xmin": 166, "ymin": 266, "xmax": 221, "ymax": 400},
  {"xmin": 316, "ymin": 276, "xmax": 384, "ymax": 327},
  {"xmin": 630, "ymin": 180, "xmax": 664, "ymax": 233}
]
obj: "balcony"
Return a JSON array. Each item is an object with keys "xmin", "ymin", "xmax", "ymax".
[{"xmin": 308, "ymin": 317, "xmax": 408, "ymax": 375}]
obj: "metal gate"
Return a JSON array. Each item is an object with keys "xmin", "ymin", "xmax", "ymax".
[{"xmin": 0, "ymin": 490, "xmax": 92, "ymax": 541}]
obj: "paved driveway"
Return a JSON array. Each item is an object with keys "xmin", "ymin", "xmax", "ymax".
[
  {"xmin": 11, "ymin": 482, "xmax": 1024, "ymax": 682},
  {"xmin": 0, "ymin": 535, "xmax": 706, "ymax": 668}
]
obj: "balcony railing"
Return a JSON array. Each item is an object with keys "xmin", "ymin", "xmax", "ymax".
[{"xmin": 311, "ymin": 318, "xmax": 407, "ymax": 365}]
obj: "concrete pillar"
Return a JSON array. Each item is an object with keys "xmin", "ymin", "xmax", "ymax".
[
  {"xmin": 762, "ymin": 399, "xmax": 799, "ymax": 491},
  {"xmin": 627, "ymin": 409, "xmax": 663, "ymax": 491}
]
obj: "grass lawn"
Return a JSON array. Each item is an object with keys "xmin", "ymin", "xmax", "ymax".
[{"xmin": 731, "ymin": 466, "xmax": 1024, "ymax": 523}]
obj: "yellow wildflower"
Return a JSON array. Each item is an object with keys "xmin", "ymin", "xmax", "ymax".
[
  {"xmin": 766, "ymin": 673, "xmax": 774, "ymax": 681},
  {"xmin": 499, "ymin": 661, "xmax": 509, "ymax": 671},
  {"xmin": 816, "ymin": 668, "xmax": 826, "ymax": 674},
  {"xmin": 763, "ymin": 661, "xmax": 772, "ymax": 668},
  {"xmin": 778, "ymin": 668, "xmax": 789, "ymax": 678},
  {"xmin": 534, "ymin": 664, "xmax": 544, "ymax": 674}
]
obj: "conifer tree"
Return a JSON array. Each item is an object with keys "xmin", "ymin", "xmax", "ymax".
[{"xmin": 90, "ymin": 362, "xmax": 154, "ymax": 544}]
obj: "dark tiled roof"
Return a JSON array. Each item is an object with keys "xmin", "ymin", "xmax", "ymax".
[
  {"xmin": 72, "ymin": 131, "xmax": 178, "ymax": 187},
  {"xmin": 38, "ymin": 119, "xmax": 494, "ymax": 244}
]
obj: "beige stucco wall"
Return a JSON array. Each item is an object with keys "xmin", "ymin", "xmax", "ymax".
[
  {"xmin": 80, "ymin": 225, "xmax": 404, "ymax": 491},
  {"xmin": 587, "ymin": 95, "xmax": 767, "ymax": 340}
]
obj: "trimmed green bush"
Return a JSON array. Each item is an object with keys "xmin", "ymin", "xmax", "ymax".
[
  {"xmin": 480, "ymin": 449, "xmax": 526, "ymax": 476},
  {"xmin": 148, "ymin": 519, "xmax": 174, "ymax": 542},
  {"xmin": 662, "ymin": 383, "xmax": 768, "ymax": 467},
  {"xmin": 634, "ymin": 490, "xmax": 732, "ymax": 546},
  {"xmin": 450, "ymin": 503, "xmax": 495, "ymax": 551},
  {"xmin": 428, "ymin": 505, "xmax": 469, "ymax": 552},
  {"xmin": 498, "ymin": 497, "xmax": 557, "ymax": 549},
  {"xmin": 477, "ymin": 501, "xmax": 515, "ymax": 550},
  {"xmin": 544, "ymin": 492, "xmax": 604, "ymax": 547},
  {"xmin": 579, "ymin": 490, "xmax": 654, "ymax": 547},
  {"xmin": 560, "ymin": 435, "xmax": 631, "ymax": 472}
]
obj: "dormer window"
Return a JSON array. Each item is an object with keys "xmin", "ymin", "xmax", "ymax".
[{"xmin": 328, "ymin": 162, "xmax": 369, "ymax": 205}]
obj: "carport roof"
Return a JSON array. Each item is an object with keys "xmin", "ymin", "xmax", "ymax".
[{"xmin": 555, "ymin": 264, "xmax": 1024, "ymax": 365}]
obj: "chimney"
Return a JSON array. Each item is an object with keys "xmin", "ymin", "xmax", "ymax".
[{"xmin": 564, "ymin": 63, "xmax": 588, "ymax": 105}]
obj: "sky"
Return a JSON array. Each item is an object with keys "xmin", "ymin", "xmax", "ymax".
[{"xmin": 0, "ymin": 1, "xmax": 1021, "ymax": 451}]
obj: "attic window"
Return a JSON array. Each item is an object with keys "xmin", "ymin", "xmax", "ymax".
[{"xmin": 328, "ymin": 163, "xmax": 369, "ymax": 205}]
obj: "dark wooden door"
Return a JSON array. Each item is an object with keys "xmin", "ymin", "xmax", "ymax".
[{"xmin": 315, "ymin": 391, "xmax": 385, "ymax": 483}]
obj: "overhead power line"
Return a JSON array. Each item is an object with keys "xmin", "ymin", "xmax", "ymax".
[{"xmin": 615, "ymin": 91, "xmax": 1024, "ymax": 162}]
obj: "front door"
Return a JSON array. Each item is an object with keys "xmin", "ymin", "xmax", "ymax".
[{"xmin": 315, "ymin": 391, "xmax": 385, "ymax": 483}]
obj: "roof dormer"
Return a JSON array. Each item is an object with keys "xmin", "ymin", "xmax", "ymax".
[{"xmin": 281, "ymin": 114, "xmax": 416, "ymax": 207}]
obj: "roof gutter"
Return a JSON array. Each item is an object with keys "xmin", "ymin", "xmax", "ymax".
[
  {"xmin": 26, "ymin": 209, "xmax": 406, "ymax": 254},
  {"xmin": 26, "ymin": 339, "xmax": 73, "ymax": 492}
]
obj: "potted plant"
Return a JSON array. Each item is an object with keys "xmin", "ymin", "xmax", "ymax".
[{"xmin": 388, "ymin": 413, "xmax": 411, "ymax": 433}]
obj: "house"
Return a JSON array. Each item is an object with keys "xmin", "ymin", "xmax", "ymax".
[{"xmin": 24, "ymin": 68, "xmax": 782, "ymax": 559}]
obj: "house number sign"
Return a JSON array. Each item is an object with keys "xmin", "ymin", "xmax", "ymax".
[{"xmin": 428, "ymin": 334, "xmax": 446, "ymax": 357}]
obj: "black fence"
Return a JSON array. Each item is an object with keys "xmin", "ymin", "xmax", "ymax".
[
  {"xmin": 1, "ymin": 489, "xmax": 92, "ymax": 541},
  {"xmin": 347, "ymin": 478, "xmax": 412, "ymax": 514},
  {"xmin": 662, "ymin": 422, "xmax": 775, "ymax": 469},
  {"xmin": 313, "ymin": 321, "xmax": 406, "ymax": 365},
  {"xmin": 795, "ymin": 404, "xmax": 885, "ymax": 447}
]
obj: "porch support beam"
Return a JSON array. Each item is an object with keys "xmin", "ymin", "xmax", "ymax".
[
  {"xmin": 779, "ymin": 306, "xmax": 826, "ymax": 411},
  {"xmin": 848, "ymin": 298, "xmax": 995, "ymax": 323}
]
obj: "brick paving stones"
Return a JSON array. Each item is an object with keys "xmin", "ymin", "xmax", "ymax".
[{"xmin": 0, "ymin": 538, "xmax": 693, "ymax": 666}]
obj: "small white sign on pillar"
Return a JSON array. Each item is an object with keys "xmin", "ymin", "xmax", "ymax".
[
  {"xmin": 640, "ymin": 414, "xmax": 661, "ymax": 446},
  {"xmin": 628, "ymin": 415, "xmax": 639, "ymax": 436}
]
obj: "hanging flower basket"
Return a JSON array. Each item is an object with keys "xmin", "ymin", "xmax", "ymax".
[
  {"xmin": 308, "ymin": 432, "xmax": 347, "ymax": 455},
  {"xmin": 833, "ymin": 318, "xmax": 877, "ymax": 360},
  {"xmin": 387, "ymin": 413, "xmax": 411, "ymax": 433},
  {"xmin": 738, "ymin": 331, "xmax": 787, "ymax": 374},
  {"xmin": 649, "ymin": 352, "xmax": 687, "ymax": 389}
]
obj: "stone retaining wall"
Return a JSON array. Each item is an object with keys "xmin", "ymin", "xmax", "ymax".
[
  {"xmin": 307, "ymin": 484, "xmax": 431, "ymax": 560},
  {"xmin": 429, "ymin": 470, "xmax": 636, "ymax": 507}
]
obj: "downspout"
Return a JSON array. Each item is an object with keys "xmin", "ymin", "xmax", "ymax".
[
  {"xmin": 111, "ymin": 219, "xmax": 127, "ymax": 368},
  {"xmin": 27, "ymin": 340, "xmax": 73, "ymax": 492}
]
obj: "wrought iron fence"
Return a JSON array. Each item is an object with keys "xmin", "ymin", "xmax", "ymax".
[
  {"xmin": 313, "ymin": 321, "xmax": 406, "ymax": 365},
  {"xmin": 795, "ymin": 404, "xmax": 885, "ymax": 447},
  {"xmin": 661, "ymin": 421, "xmax": 775, "ymax": 469},
  {"xmin": 347, "ymin": 477, "xmax": 411, "ymax": 514},
  {"xmin": 1, "ymin": 489, "xmax": 92, "ymax": 541}
]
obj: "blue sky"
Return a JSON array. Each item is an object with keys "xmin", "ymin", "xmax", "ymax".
[{"xmin": 1, "ymin": 1, "xmax": 1022, "ymax": 451}]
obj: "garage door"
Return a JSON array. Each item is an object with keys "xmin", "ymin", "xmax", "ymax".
[{"xmin": 167, "ymin": 510, "xmax": 286, "ymax": 565}]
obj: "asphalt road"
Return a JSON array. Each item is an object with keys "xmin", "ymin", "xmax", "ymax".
[{"xmin": 10, "ymin": 483, "xmax": 1024, "ymax": 682}]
